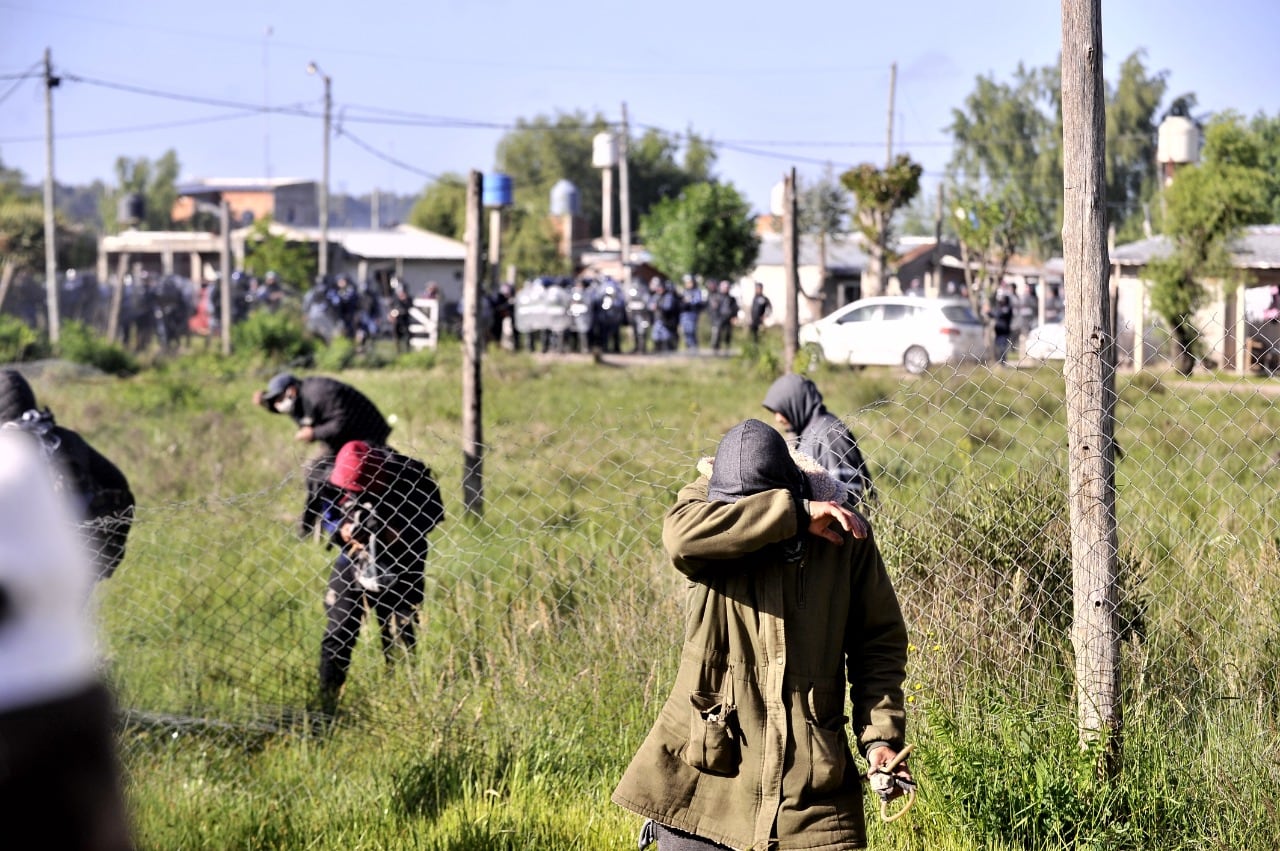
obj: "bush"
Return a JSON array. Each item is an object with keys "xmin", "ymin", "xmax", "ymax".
[
  {"xmin": 56, "ymin": 320, "xmax": 138, "ymax": 376},
  {"xmin": 231, "ymin": 310, "xmax": 316, "ymax": 363},
  {"xmin": 0, "ymin": 314, "xmax": 49, "ymax": 363}
]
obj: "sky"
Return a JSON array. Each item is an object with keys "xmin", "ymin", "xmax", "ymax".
[{"xmin": 2, "ymin": 0, "xmax": 1278, "ymax": 218}]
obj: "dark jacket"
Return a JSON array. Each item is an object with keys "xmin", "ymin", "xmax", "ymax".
[
  {"xmin": 762, "ymin": 374, "xmax": 875, "ymax": 504},
  {"xmin": 0, "ymin": 371, "xmax": 134, "ymax": 580},
  {"xmin": 332, "ymin": 449, "xmax": 442, "ymax": 580},
  {"xmin": 270, "ymin": 377, "xmax": 391, "ymax": 455},
  {"xmin": 612, "ymin": 421, "xmax": 907, "ymax": 851}
]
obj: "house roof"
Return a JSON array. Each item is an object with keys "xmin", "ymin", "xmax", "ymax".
[
  {"xmin": 1112, "ymin": 225, "xmax": 1280, "ymax": 270},
  {"xmin": 755, "ymin": 232, "xmax": 869, "ymax": 271},
  {"xmin": 176, "ymin": 177, "xmax": 314, "ymax": 196},
  {"xmin": 255, "ymin": 223, "xmax": 466, "ymax": 261}
]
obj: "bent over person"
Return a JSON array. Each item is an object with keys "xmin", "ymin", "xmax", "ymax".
[
  {"xmin": 612, "ymin": 418, "xmax": 910, "ymax": 851},
  {"xmin": 318, "ymin": 440, "xmax": 443, "ymax": 705},
  {"xmin": 252, "ymin": 372, "xmax": 392, "ymax": 538}
]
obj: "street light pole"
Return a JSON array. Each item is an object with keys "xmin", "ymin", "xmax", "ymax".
[{"xmin": 307, "ymin": 61, "xmax": 331, "ymax": 278}]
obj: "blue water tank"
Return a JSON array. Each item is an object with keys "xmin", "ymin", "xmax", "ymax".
[
  {"xmin": 549, "ymin": 179, "xmax": 580, "ymax": 216},
  {"xmin": 484, "ymin": 173, "xmax": 514, "ymax": 208}
]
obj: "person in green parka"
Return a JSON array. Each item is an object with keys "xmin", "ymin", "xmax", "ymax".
[{"xmin": 612, "ymin": 418, "xmax": 911, "ymax": 851}]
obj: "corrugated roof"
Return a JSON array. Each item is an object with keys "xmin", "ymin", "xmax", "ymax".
[
  {"xmin": 258, "ymin": 223, "xmax": 466, "ymax": 261},
  {"xmin": 755, "ymin": 232, "xmax": 869, "ymax": 270},
  {"xmin": 1112, "ymin": 225, "xmax": 1280, "ymax": 269}
]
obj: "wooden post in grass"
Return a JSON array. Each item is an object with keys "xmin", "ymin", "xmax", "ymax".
[
  {"xmin": 1061, "ymin": 0, "xmax": 1121, "ymax": 775},
  {"xmin": 461, "ymin": 170, "xmax": 485, "ymax": 517},
  {"xmin": 782, "ymin": 168, "xmax": 799, "ymax": 372}
]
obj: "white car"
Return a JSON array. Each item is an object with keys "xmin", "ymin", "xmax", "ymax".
[
  {"xmin": 1022, "ymin": 322, "xmax": 1067, "ymax": 360},
  {"xmin": 799, "ymin": 296, "xmax": 988, "ymax": 374}
]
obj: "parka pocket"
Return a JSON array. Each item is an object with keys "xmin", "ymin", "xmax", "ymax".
[
  {"xmin": 806, "ymin": 714, "xmax": 850, "ymax": 794},
  {"xmin": 682, "ymin": 691, "xmax": 739, "ymax": 776}
]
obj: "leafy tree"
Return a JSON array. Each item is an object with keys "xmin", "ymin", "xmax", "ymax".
[
  {"xmin": 1147, "ymin": 113, "xmax": 1271, "ymax": 374},
  {"xmin": 242, "ymin": 216, "xmax": 316, "ymax": 289},
  {"xmin": 1247, "ymin": 111, "xmax": 1280, "ymax": 222},
  {"xmin": 840, "ymin": 154, "xmax": 923, "ymax": 297},
  {"xmin": 99, "ymin": 150, "xmax": 181, "ymax": 232},
  {"xmin": 408, "ymin": 172, "xmax": 467, "ymax": 240},
  {"xmin": 950, "ymin": 186, "xmax": 1039, "ymax": 310},
  {"xmin": 948, "ymin": 52, "xmax": 1177, "ymax": 255},
  {"xmin": 639, "ymin": 181, "xmax": 759, "ymax": 282},
  {"xmin": 486, "ymin": 111, "xmax": 717, "ymax": 274},
  {"xmin": 796, "ymin": 164, "xmax": 852, "ymax": 308},
  {"xmin": 0, "ymin": 157, "xmax": 79, "ymax": 308}
]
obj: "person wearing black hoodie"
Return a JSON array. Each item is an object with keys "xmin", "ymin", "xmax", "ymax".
[
  {"xmin": 252, "ymin": 371, "xmax": 392, "ymax": 539},
  {"xmin": 761, "ymin": 373, "xmax": 875, "ymax": 507},
  {"xmin": 0, "ymin": 370, "xmax": 135, "ymax": 580}
]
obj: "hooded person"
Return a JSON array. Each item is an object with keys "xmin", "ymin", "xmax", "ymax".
[
  {"xmin": 762, "ymin": 373, "xmax": 876, "ymax": 506},
  {"xmin": 0, "ymin": 430, "xmax": 134, "ymax": 849},
  {"xmin": 612, "ymin": 419, "xmax": 910, "ymax": 851},
  {"xmin": 252, "ymin": 372, "xmax": 392, "ymax": 539},
  {"xmin": 0, "ymin": 370, "xmax": 135, "ymax": 581},
  {"xmin": 316, "ymin": 440, "xmax": 443, "ymax": 704}
]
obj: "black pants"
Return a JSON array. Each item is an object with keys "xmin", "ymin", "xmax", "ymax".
[
  {"xmin": 318, "ymin": 552, "xmax": 425, "ymax": 692},
  {"xmin": 710, "ymin": 321, "xmax": 732, "ymax": 351}
]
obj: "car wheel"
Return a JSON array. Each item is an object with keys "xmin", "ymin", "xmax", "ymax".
[
  {"xmin": 801, "ymin": 343, "xmax": 826, "ymax": 372},
  {"xmin": 903, "ymin": 345, "xmax": 930, "ymax": 374}
]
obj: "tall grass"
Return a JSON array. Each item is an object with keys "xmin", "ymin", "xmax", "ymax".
[{"xmin": 29, "ymin": 341, "xmax": 1280, "ymax": 849}]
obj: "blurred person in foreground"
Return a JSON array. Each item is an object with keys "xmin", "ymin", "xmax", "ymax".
[
  {"xmin": 252, "ymin": 372, "xmax": 392, "ymax": 539},
  {"xmin": 762, "ymin": 373, "xmax": 876, "ymax": 507},
  {"xmin": 0, "ymin": 429, "xmax": 134, "ymax": 850},
  {"xmin": 317, "ymin": 440, "xmax": 443, "ymax": 707},
  {"xmin": 0, "ymin": 369, "xmax": 135, "ymax": 581},
  {"xmin": 612, "ymin": 418, "xmax": 910, "ymax": 851}
]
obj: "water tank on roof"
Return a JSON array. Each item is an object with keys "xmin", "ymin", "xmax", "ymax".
[
  {"xmin": 483, "ymin": 173, "xmax": 513, "ymax": 208},
  {"xmin": 1157, "ymin": 115, "xmax": 1201, "ymax": 165},
  {"xmin": 549, "ymin": 179, "xmax": 580, "ymax": 216},
  {"xmin": 117, "ymin": 192, "xmax": 145, "ymax": 226},
  {"xmin": 592, "ymin": 132, "xmax": 618, "ymax": 168}
]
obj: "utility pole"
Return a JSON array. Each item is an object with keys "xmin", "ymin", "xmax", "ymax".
[
  {"xmin": 461, "ymin": 171, "xmax": 485, "ymax": 518},
  {"xmin": 619, "ymin": 102, "xmax": 632, "ymax": 291},
  {"xmin": 932, "ymin": 182, "xmax": 945, "ymax": 297},
  {"xmin": 308, "ymin": 62, "xmax": 331, "ymax": 278},
  {"xmin": 1061, "ymin": 0, "xmax": 1120, "ymax": 777},
  {"xmin": 782, "ymin": 168, "xmax": 799, "ymax": 372},
  {"xmin": 885, "ymin": 61, "xmax": 897, "ymax": 166},
  {"xmin": 219, "ymin": 201, "xmax": 232, "ymax": 356},
  {"xmin": 43, "ymin": 47, "xmax": 61, "ymax": 345}
]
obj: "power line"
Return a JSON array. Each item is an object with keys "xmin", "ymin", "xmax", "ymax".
[
  {"xmin": 0, "ymin": 61, "xmax": 41, "ymax": 106},
  {"xmin": 336, "ymin": 126, "xmax": 440, "ymax": 182}
]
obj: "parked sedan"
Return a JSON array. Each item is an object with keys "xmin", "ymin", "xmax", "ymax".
[{"xmin": 799, "ymin": 296, "xmax": 987, "ymax": 373}]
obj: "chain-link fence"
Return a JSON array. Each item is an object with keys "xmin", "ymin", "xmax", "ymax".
[{"xmin": 50, "ymin": 335, "xmax": 1280, "ymax": 849}]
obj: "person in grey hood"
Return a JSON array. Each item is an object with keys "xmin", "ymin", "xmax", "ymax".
[
  {"xmin": 613, "ymin": 419, "xmax": 910, "ymax": 851},
  {"xmin": 762, "ymin": 373, "xmax": 875, "ymax": 506}
]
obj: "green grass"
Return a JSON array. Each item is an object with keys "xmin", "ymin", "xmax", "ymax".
[{"xmin": 26, "ymin": 338, "xmax": 1280, "ymax": 849}]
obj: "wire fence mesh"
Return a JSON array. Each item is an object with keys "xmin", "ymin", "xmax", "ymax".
[{"xmin": 59, "ymin": 324, "xmax": 1280, "ymax": 847}]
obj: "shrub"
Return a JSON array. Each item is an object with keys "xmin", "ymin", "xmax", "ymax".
[
  {"xmin": 0, "ymin": 314, "xmax": 49, "ymax": 363},
  {"xmin": 56, "ymin": 320, "xmax": 138, "ymax": 376},
  {"xmin": 231, "ymin": 310, "xmax": 315, "ymax": 363}
]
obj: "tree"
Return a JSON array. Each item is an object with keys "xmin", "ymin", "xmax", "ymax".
[
  {"xmin": 796, "ymin": 164, "xmax": 852, "ymax": 312},
  {"xmin": 948, "ymin": 52, "xmax": 1176, "ymax": 255},
  {"xmin": 99, "ymin": 150, "xmax": 181, "ymax": 232},
  {"xmin": 487, "ymin": 111, "xmax": 717, "ymax": 275},
  {"xmin": 639, "ymin": 181, "xmax": 759, "ymax": 282},
  {"xmin": 840, "ymin": 154, "xmax": 923, "ymax": 297},
  {"xmin": 408, "ymin": 172, "xmax": 467, "ymax": 240},
  {"xmin": 1147, "ymin": 113, "xmax": 1271, "ymax": 374},
  {"xmin": 242, "ymin": 216, "xmax": 317, "ymax": 289},
  {"xmin": 949, "ymin": 185, "xmax": 1040, "ymax": 315}
]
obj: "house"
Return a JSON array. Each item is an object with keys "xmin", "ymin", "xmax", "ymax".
[
  {"xmin": 97, "ymin": 223, "xmax": 466, "ymax": 306},
  {"xmin": 1110, "ymin": 225, "xmax": 1280, "ymax": 372},
  {"xmin": 172, "ymin": 177, "xmax": 319, "ymax": 228},
  {"xmin": 744, "ymin": 232, "xmax": 968, "ymax": 327}
]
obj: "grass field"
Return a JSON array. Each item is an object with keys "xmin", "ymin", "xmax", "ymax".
[{"xmin": 25, "ymin": 336, "xmax": 1280, "ymax": 850}]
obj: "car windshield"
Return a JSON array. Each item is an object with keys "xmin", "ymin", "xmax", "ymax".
[{"xmin": 941, "ymin": 304, "xmax": 983, "ymax": 325}]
